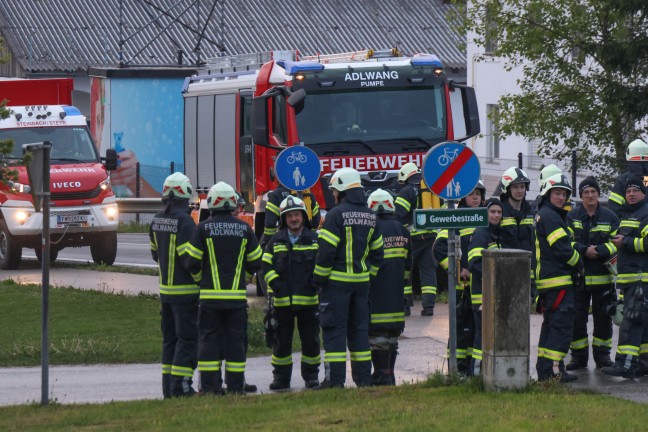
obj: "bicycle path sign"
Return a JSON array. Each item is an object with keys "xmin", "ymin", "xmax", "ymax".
[
  {"xmin": 422, "ymin": 141, "xmax": 481, "ymax": 200},
  {"xmin": 274, "ymin": 146, "xmax": 321, "ymax": 191}
]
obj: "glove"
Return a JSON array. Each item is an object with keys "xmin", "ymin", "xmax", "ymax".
[{"xmin": 625, "ymin": 286, "xmax": 645, "ymax": 320}]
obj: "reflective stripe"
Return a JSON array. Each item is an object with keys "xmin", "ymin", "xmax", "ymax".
[
  {"xmin": 273, "ymin": 244, "xmax": 289, "ymax": 253},
  {"xmin": 198, "ymin": 360, "xmax": 221, "ymax": 371},
  {"xmin": 616, "ymin": 273, "xmax": 648, "ymax": 284},
  {"xmin": 293, "ymin": 244, "xmax": 318, "ymax": 251},
  {"xmin": 200, "ymin": 290, "xmax": 247, "ymax": 300},
  {"xmin": 370, "ymin": 234, "xmax": 383, "ymax": 250},
  {"xmin": 346, "ymin": 227, "xmax": 355, "ymax": 274},
  {"xmin": 617, "ymin": 345, "xmax": 639, "ymax": 356},
  {"xmin": 547, "ymin": 227, "xmax": 567, "ymax": 246},
  {"xmin": 536, "ymin": 275, "xmax": 573, "ymax": 290},
  {"xmin": 266, "ymin": 201, "xmax": 280, "ymax": 216},
  {"xmin": 567, "ymin": 250, "xmax": 580, "ymax": 267},
  {"xmin": 225, "ymin": 361, "xmax": 246, "ymax": 372},
  {"xmin": 186, "ymin": 243, "xmax": 204, "ymax": 260},
  {"xmin": 395, "ymin": 196, "xmax": 411, "ymax": 212},
  {"xmin": 471, "ymin": 294, "xmax": 482, "ymax": 305},
  {"xmin": 167, "ymin": 234, "xmax": 177, "ymax": 285},
  {"xmin": 264, "ymin": 227, "xmax": 277, "ymax": 236},
  {"xmin": 271, "ymin": 355, "xmax": 293, "ymax": 366},
  {"xmin": 160, "ymin": 284, "xmax": 199, "ymax": 295},
  {"xmin": 633, "ymin": 238, "xmax": 645, "ymax": 252},
  {"xmin": 264, "ymin": 269, "xmax": 279, "ymax": 285},
  {"xmin": 641, "ymin": 343, "xmax": 648, "ymax": 355},
  {"xmin": 207, "ymin": 238, "xmax": 221, "ymax": 290},
  {"xmin": 314, "ymin": 264, "xmax": 332, "ymax": 277},
  {"xmin": 608, "ymin": 192, "xmax": 624, "ymax": 206},
  {"xmin": 591, "ymin": 224, "xmax": 610, "ymax": 233},
  {"xmin": 404, "ymin": 285, "xmax": 413, "ymax": 295},
  {"xmin": 585, "ymin": 275, "xmax": 613, "ymax": 286},
  {"xmin": 501, "ymin": 218, "xmax": 517, "ymax": 227},
  {"xmin": 171, "ymin": 365, "xmax": 194, "ymax": 377},
  {"xmin": 539, "ymin": 347, "xmax": 566, "ymax": 361},
  {"xmin": 620, "ymin": 220, "xmax": 640, "ymax": 229},
  {"xmin": 292, "ymin": 294, "xmax": 318, "ymax": 306},
  {"xmin": 262, "ymin": 252, "xmax": 273, "ymax": 264},
  {"xmin": 370, "ymin": 312, "xmax": 405, "ymax": 324},
  {"xmin": 570, "ymin": 337, "xmax": 589, "ymax": 350},
  {"xmin": 520, "ymin": 217, "xmax": 533, "ymax": 225},
  {"xmin": 319, "ymin": 229, "xmax": 340, "ymax": 247},
  {"xmin": 273, "ymin": 296, "xmax": 291, "ymax": 307},
  {"xmin": 592, "ymin": 337, "xmax": 612, "ymax": 348},
  {"xmin": 162, "ymin": 364, "xmax": 172, "ymax": 374},
  {"xmin": 468, "ymin": 247, "xmax": 483, "ymax": 262},
  {"xmin": 325, "ymin": 352, "xmax": 347, "ymax": 363},
  {"xmin": 384, "ymin": 248, "xmax": 407, "ymax": 259},
  {"xmin": 301, "ymin": 354, "xmax": 321, "ymax": 365},
  {"xmin": 329, "ymin": 270, "xmax": 370, "ymax": 283},
  {"xmin": 438, "ymin": 257, "xmax": 449, "ymax": 270},
  {"xmin": 421, "ymin": 285, "xmax": 437, "ymax": 295},
  {"xmin": 247, "ymin": 245, "xmax": 262, "ymax": 261},
  {"xmin": 572, "ymin": 221, "xmax": 583, "ymax": 229},
  {"xmin": 350, "ymin": 351, "xmax": 371, "ymax": 362},
  {"xmin": 471, "ymin": 348, "xmax": 482, "ymax": 360}
]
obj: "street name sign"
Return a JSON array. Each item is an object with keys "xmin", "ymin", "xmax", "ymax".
[{"xmin": 414, "ymin": 208, "xmax": 488, "ymax": 230}]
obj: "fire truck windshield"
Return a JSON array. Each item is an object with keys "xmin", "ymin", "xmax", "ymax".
[
  {"xmin": 0, "ymin": 127, "xmax": 99, "ymax": 163},
  {"xmin": 295, "ymin": 86, "xmax": 446, "ymax": 151}
]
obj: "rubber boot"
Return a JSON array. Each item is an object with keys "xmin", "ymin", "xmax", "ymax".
[
  {"xmin": 269, "ymin": 363, "xmax": 292, "ymax": 390},
  {"xmin": 200, "ymin": 371, "xmax": 224, "ymax": 395},
  {"xmin": 370, "ymin": 350, "xmax": 391, "ymax": 386},
  {"xmin": 388, "ymin": 347, "xmax": 398, "ymax": 386},
  {"xmin": 171, "ymin": 375, "xmax": 196, "ymax": 397},
  {"xmin": 536, "ymin": 357, "xmax": 554, "ymax": 382},
  {"xmin": 162, "ymin": 374, "xmax": 172, "ymax": 399},
  {"xmin": 351, "ymin": 359, "xmax": 372, "ymax": 387},
  {"xmin": 225, "ymin": 371, "xmax": 245, "ymax": 395}
]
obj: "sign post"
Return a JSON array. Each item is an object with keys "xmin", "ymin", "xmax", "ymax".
[
  {"xmin": 419, "ymin": 142, "xmax": 481, "ymax": 375},
  {"xmin": 23, "ymin": 141, "xmax": 52, "ymax": 406}
]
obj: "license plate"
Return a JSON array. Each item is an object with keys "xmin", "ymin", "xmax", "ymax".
[{"xmin": 57, "ymin": 214, "xmax": 87, "ymax": 224}]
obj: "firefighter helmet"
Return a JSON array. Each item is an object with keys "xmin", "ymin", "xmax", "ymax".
[
  {"xmin": 280, "ymin": 195, "xmax": 307, "ymax": 216},
  {"xmin": 367, "ymin": 188, "xmax": 395, "ymax": 213},
  {"xmin": 540, "ymin": 173, "xmax": 572, "ymax": 199},
  {"xmin": 162, "ymin": 172, "xmax": 193, "ymax": 200},
  {"xmin": 329, "ymin": 167, "xmax": 362, "ymax": 192},
  {"xmin": 206, "ymin": 181, "xmax": 238, "ymax": 210},
  {"xmin": 538, "ymin": 164, "xmax": 562, "ymax": 188},
  {"xmin": 398, "ymin": 162, "xmax": 421, "ymax": 183},
  {"xmin": 626, "ymin": 139, "xmax": 648, "ymax": 161},
  {"xmin": 475, "ymin": 179, "xmax": 486, "ymax": 193},
  {"xmin": 501, "ymin": 167, "xmax": 530, "ymax": 191}
]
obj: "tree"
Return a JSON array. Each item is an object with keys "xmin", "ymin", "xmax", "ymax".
[
  {"xmin": 0, "ymin": 36, "xmax": 17, "ymax": 184},
  {"xmin": 460, "ymin": 1, "xmax": 648, "ymax": 183}
]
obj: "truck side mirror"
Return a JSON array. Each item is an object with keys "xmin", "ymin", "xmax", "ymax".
[
  {"xmin": 104, "ymin": 148, "xmax": 118, "ymax": 171},
  {"xmin": 287, "ymin": 88, "xmax": 306, "ymax": 113},
  {"xmin": 251, "ymin": 97, "xmax": 269, "ymax": 147},
  {"xmin": 450, "ymin": 81, "xmax": 481, "ymax": 142}
]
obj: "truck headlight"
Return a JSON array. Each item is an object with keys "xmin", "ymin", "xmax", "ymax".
[
  {"xmin": 103, "ymin": 204, "xmax": 118, "ymax": 221},
  {"xmin": 15, "ymin": 210, "xmax": 30, "ymax": 224},
  {"xmin": 99, "ymin": 178, "xmax": 111, "ymax": 191},
  {"xmin": 9, "ymin": 181, "xmax": 31, "ymax": 194}
]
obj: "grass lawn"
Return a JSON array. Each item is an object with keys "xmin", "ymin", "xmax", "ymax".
[
  {"xmin": 0, "ymin": 280, "xmax": 271, "ymax": 367},
  {"xmin": 0, "ymin": 381, "xmax": 646, "ymax": 431}
]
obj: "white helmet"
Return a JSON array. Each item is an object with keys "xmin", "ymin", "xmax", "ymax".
[
  {"xmin": 329, "ymin": 167, "xmax": 362, "ymax": 192},
  {"xmin": 626, "ymin": 139, "xmax": 648, "ymax": 161},
  {"xmin": 280, "ymin": 195, "xmax": 307, "ymax": 216},
  {"xmin": 162, "ymin": 172, "xmax": 193, "ymax": 200},
  {"xmin": 501, "ymin": 166, "xmax": 530, "ymax": 191},
  {"xmin": 538, "ymin": 164, "xmax": 562, "ymax": 188},
  {"xmin": 206, "ymin": 181, "xmax": 237, "ymax": 210},
  {"xmin": 398, "ymin": 162, "xmax": 421, "ymax": 184},
  {"xmin": 367, "ymin": 188, "xmax": 395, "ymax": 213},
  {"xmin": 540, "ymin": 173, "xmax": 572, "ymax": 199}
]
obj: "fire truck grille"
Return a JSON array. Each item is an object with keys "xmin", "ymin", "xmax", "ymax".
[{"xmin": 51, "ymin": 187, "xmax": 102, "ymax": 201}]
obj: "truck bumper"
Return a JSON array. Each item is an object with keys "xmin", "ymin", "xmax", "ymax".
[{"xmin": 1, "ymin": 202, "xmax": 119, "ymax": 236}]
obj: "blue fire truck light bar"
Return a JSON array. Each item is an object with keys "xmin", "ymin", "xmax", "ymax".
[
  {"xmin": 278, "ymin": 60, "xmax": 326, "ymax": 74},
  {"xmin": 410, "ymin": 54, "xmax": 443, "ymax": 68},
  {"xmin": 63, "ymin": 106, "xmax": 82, "ymax": 116}
]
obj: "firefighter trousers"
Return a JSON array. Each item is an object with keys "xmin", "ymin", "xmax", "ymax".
[
  {"xmin": 471, "ymin": 307, "xmax": 483, "ymax": 376},
  {"xmin": 614, "ymin": 284, "xmax": 648, "ymax": 370},
  {"xmin": 405, "ymin": 235, "xmax": 437, "ymax": 310},
  {"xmin": 570, "ymin": 286, "xmax": 614, "ymax": 364},
  {"xmin": 319, "ymin": 280, "xmax": 371, "ymax": 387},
  {"xmin": 536, "ymin": 290, "xmax": 575, "ymax": 380},
  {"xmin": 197, "ymin": 303, "xmax": 247, "ymax": 393},
  {"xmin": 271, "ymin": 306, "xmax": 321, "ymax": 384},
  {"xmin": 161, "ymin": 301, "xmax": 198, "ymax": 389},
  {"xmin": 448, "ymin": 289, "xmax": 474, "ymax": 374}
]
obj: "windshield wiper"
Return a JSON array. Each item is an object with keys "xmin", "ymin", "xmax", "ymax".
[
  {"xmin": 397, "ymin": 137, "xmax": 434, "ymax": 152},
  {"xmin": 324, "ymin": 140, "xmax": 378, "ymax": 154},
  {"xmin": 51, "ymin": 157, "xmax": 85, "ymax": 163}
]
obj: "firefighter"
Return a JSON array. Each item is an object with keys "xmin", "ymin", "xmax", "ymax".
[
  {"xmin": 433, "ymin": 181, "xmax": 485, "ymax": 374},
  {"xmin": 608, "ymin": 139, "xmax": 648, "ymax": 217},
  {"xmin": 262, "ymin": 185, "xmax": 321, "ymax": 247},
  {"xmin": 313, "ymin": 167, "xmax": 384, "ymax": 388},
  {"xmin": 395, "ymin": 162, "xmax": 438, "ymax": 317},
  {"xmin": 185, "ymin": 181, "xmax": 263, "ymax": 395},
  {"xmin": 262, "ymin": 196, "xmax": 321, "ymax": 390},
  {"xmin": 602, "ymin": 175, "xmax": 648, "ymax": 378},
  {"xmin": 565, "ymin": 177, "xmax": 619, "ymax": 371},
  {"xmin": 467, "ymin": 197, "xmax": 504, "ymax": 375},
  {"xmin": 534, "ymin": 173, "xmax": 581, "ymax": 382},
  {"xmin": 367, "ymin": 189, "xmax": 412, "ymax": 385},
  {"xmin": 499, "ymin": 167, "xmax": 536, "ymax": 301},
  {"xmin": 149, "ymin": 172, "xmax": 199, "ymax": 398}
]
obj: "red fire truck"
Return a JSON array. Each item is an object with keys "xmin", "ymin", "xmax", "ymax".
[
  {"xmin": 182, "ymin": 49, "xmax": 480, "ymax": 232},
  {"xmin": 0, "ymin": 105, "xmax": 119, "ymax": 269}
]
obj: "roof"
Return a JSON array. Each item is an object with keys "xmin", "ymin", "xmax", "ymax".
[{"xmin": 0, "ymin": 0, "xmax": 466, "ymax": 73}]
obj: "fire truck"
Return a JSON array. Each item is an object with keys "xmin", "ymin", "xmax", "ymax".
[
  {"xmin": 182, "ymin": 49, "xmax": 480, "ymax": 232},
  {"xmin": 0, "ymin": 105, "xmax": 119, "ymax": 269}
]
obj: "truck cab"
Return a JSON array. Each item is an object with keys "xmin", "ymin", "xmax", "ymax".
[{"xmin": 0, "ymin": 105, "xmax": 119, "ymax": 269}]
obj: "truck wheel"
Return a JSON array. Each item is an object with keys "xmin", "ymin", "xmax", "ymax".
[
  {"xmin": 35, "ymin": 247, "xmax": 59, "ymax": 263},
  {"xmin": 90, "ymin": 231, "xmax": 117, "ymax": 265},
  {"xmin": 0, "ymin": 219, "xmax": 22, "ymax": 270}
]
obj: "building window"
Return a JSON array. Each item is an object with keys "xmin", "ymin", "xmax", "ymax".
[
  {"xmin": 487, "ymin": 104, "xmax": 499, "ymax": 161},
  {"xmin": 528, "ymin": 138, "xmax": 543, "ymax": 169},
  {"xmin": 484, "ymin": 2, "xmax": 499, "ymax": 55}
]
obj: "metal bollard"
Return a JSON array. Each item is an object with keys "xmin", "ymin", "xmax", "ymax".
[{"xmin": 482, "ymin": 249, "xmax": 531, "ymax": 391}]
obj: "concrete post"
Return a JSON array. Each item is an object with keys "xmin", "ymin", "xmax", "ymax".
[{"xmin": 481, "ymin": 249, "xmax": 531, "ymax": 391}]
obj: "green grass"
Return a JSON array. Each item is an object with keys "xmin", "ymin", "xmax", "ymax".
[
  {"xmin": 117, "ymin": 220, "xmax": 150, "ymax": 233},
  {"xmin": 0, "ymin": 280, "xmax": 271, "ymax": 366},
  {"xmin": 0, "ymin": 382, "xmax": 646, "ymax": 431}
]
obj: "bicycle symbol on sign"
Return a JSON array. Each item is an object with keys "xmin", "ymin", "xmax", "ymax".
[
  {"xmin": 287, "ymin": 151, "xmax": 308, "ymax": 164},
  {"xmin": 438, "ymin": 147, "xmax": 459, "ymax": 166}
]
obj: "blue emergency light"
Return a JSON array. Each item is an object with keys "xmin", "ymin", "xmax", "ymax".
[
  {"xmin": 277, "ymin": 60, "xmax": 325, "ymax": 74},
  {"xmin": 63, "ymin": 106, "xmax": 82, "ymax": 116},
  {"xmin": 410, "ymin": 54, "xmax": 443, "ymax": 68}
]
